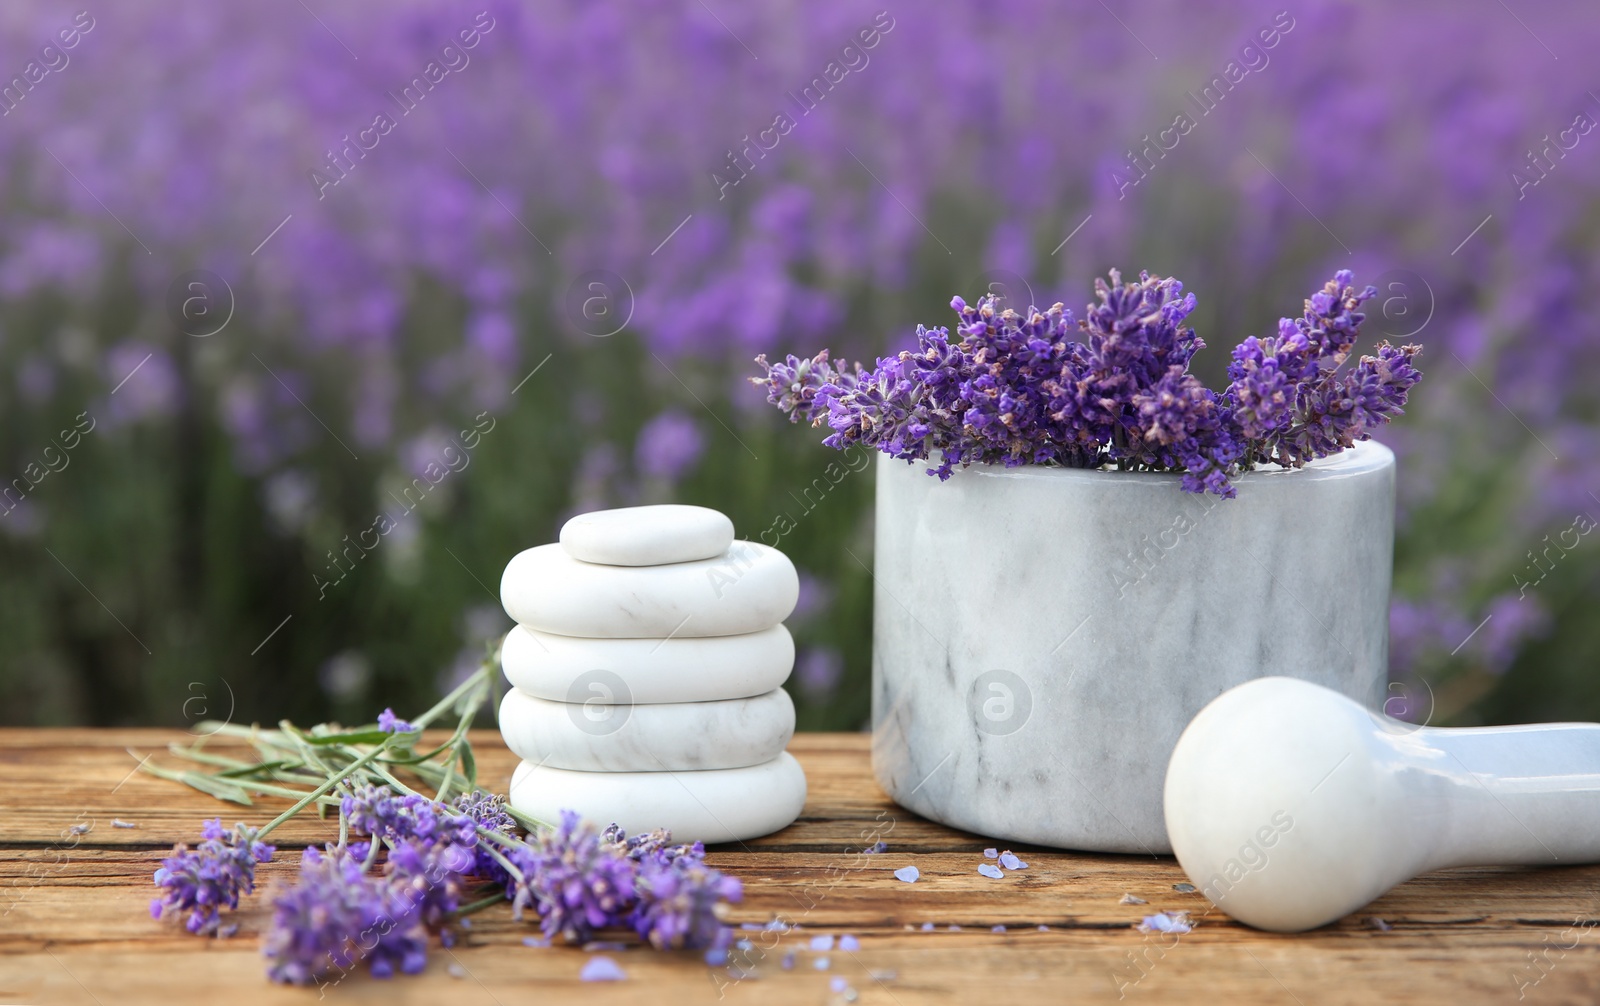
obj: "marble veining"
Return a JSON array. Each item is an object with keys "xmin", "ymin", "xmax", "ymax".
[
  {"xmin": 870, "ymin": 442, "xmax": 1395, "ymax": 853},
  {"xmin": 498, "ymin": 686, "xmax": 794, "ymax": 771},
  {"xmin": 499, "ymin": 623, "xmax": 795, "ymax": 704}
]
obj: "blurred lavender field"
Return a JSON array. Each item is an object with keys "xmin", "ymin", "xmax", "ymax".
[{"xmin": 1, "ymin": 0, "xmax": 1596, "ymax": 729}]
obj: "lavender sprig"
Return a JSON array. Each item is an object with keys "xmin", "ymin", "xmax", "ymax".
[
  {"xmin": 150, "ymin": 818, "xmax": 275, "ymax": 936},
  {"xmin": 756, "ymin": 269, "xmax": 1422, "ymax": 496}
]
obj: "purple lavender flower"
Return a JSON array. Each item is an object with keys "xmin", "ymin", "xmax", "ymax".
[
  {"xmin": 150, "ymin": 818, "xmax": 275, "ymax": 936},
  {"xmin": 758, "ymin": 269, "xmax": 1420, "ymax": 498},
  {"xmin": 632, "ymin": 855, "xmax": 743, "ymax": 951},
  {"xmin": 384, "ymin": 839, "xmax": 474, "ymax": 929},
  {"xmin": 341, "ymin": 784, "xmax": 476, "ymax": 848},
  {"xmin": 601, "ymin": 823, "xmax": 703, "ymax": 867},
  {"xmin": 516, "ymin": 810, "xmax": 636, "ymax": 943},
  {"xmin": 634, "ymin": 410, "xmax": 705, "ymax": 483},
  {"xmin": 750, "ymin": 351, "xmax": 861, "ymax": 427},
  {"xmin": 263, "ymin": 845, "xmax": 429, "ymax": 984},
  {"xmin": 453, "ymin": 789, "xmax": 518, "ymax": 886},
  {"xmin": 376, "ymin": 708, "xmax": 415, "ymax": 733}
]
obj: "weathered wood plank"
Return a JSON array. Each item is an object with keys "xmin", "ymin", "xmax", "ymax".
[{"xmin": 1, "ymin": 730, "xmax": 1598, "ymax": 1004}]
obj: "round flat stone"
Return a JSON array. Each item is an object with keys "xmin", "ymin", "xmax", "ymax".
[
  {"xmin": 500, "ymin": 623, "xmax": 793, "ymax": 704},
  {"xmin": 507, "ymin": 752, "xmax": 807, "ymax": 845},
  {"xmin": 560, "ymin": 505, "xmax": 734, "ymax": 566},
  {"xmin": 498, "ymin": 687, "xmax": 794, "ymax": 772},
  {"xmin": 500, "ymin": 541, "xmax": 797, "ymax": 638}
]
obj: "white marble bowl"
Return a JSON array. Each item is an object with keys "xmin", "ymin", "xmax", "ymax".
[{"xmin": 870, "ymin": 442, "xmax": 1395, "ymax": 854}]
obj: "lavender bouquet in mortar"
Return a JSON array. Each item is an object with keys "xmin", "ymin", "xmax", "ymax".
[{"xmin": 753, "ymin": 270, "xmax": 1422, "ymax": 497}]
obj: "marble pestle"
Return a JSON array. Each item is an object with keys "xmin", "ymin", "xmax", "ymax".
[{"xmin": 1164, "ymin": 676, "xmax": 1600, "ymax": 932}]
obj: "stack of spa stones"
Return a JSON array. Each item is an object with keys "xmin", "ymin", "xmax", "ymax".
[{"xmin": 497, "ymin": 504, "xmax": 807, "ymax": 844}]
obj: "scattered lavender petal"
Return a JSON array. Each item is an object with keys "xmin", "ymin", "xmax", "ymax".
[
  {"xmin": 1136, "ymin": 911, "xmax": 1193, "ymax": 935},
  {"xmin": 68, "ymin": 823, "xmax": 91, "ymax": 835},
  {"xmin": 218, "ymin": 923, "xmax": 239, "ymax": 938},
  {"xmin": 459, "ymin": 917, "xmax": 473, "ymax": 929},
  {"xmin": 831, "ymin": 976, "xmax": 849, "ymax": 993},
  {"xmin": 920, "ymin": 922, "xmax": 934, "ymax": 932},
  {"xmin": 736, "ymin": 939, "xmax": 753, "ymax": 951},
  {"xmin": 998, "ymin": 851, "xmax": 1028, "ymax": 870},
  {"xmin": 1037, "ymin": 925, "xmax": 1049, "ymax": 932},
  {"xmin": 1365, "ymin": 916, "xmax": 1393, "ymax": 932},
  {"xmin": 814, "ymin": 956, "xmax": 831, "ymax": 971},
  {"xmin": 1120, "ymin": 893, "xmax": 1148, "ymax": 905},
  {"xmin": 863, "ymin": 841, "xmax": 888, "ymax": 854},
  {"xmin": 781, "ymin": 952, "xmax": 796, "ymax": 970},
  {"xmin": 983, "ymin": 848, "xmax": 998, "ymax": 859},
  {"xmin": 112, "ymin": 819, "xmax": 137, "ymax": 829},
  {"xmin": 580, "ymin": 957, "xmax": 627, "ymax": 982},
  {"xmin": 811, "ymin": 934, "xmax": 835, "ymax": 952},
  {"xmin": 991, "ymin": 925, "xmax": 1006, "ymax": 933},
  {"xmin": 894, "ymin": 865, "xmax": 920, "ymax": 884},
  {"xmin": 1173, "ymin": 883, "xmax": 1197, "ymax": 893},
  {"xmin": 839, "ymin": 934, "xmax": 860, "ymax": 951},
  {"xmin": 740, "ymin": 923, "xmax": 762, "ymax": 931},
  {"xmin": 764, "ymin": 919, "xmax": 789, "ymax": 932},
  {"xmin": 522, "ymin": 936, "xmax": 549, "ymax": 948},
  {"xmin": 977, "ymin": 863, "xmax": 1004, "ymax": 880},
  {"xmin": 948, "ymin": 924, "xmax": 962, "ymax": 932},
  {"xmin": 705, "ymin": 948, "xmax": 729, "ymax": 966}
]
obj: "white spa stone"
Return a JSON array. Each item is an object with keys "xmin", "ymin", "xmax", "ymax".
[
  {"xmin": 559, "ymin": 504, "xmax": 735, "ymax": 566},
  {"xmin": 500, "ymin": 541, "xmax": 798, "ymax": 638},
  {"xmin": 507, "ymin": 752, "xmax": 808, "ymax": 844},
  {"xmin": 498, "ymin": 686, "xmax": 795, "ymax": 771},
  {"xmin": 500, "ymin": 623, "xmax": 794, "ymax": 704}
]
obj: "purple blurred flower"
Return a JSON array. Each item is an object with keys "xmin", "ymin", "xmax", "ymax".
[
  {"xmin": 795, "ymin": 646, "xmax": 844, "ymax": 702},
  {"xmin": 263, "ymin": 845, "xmax": 429, "ymax": 984},
  {"xmin": 376, "ymin": 708, "xmax": 414, "ymax": 733},
  {"xmin": 513, "ymin": 810, "xmax": 635, "ymax": 943},
  {"xmin": 151, "ymin": 818, "xmax": 275, "ymax": 936},
  {"xmin": 634, "ymin": 410, "xmax": 705, "ymax": 482},
  {"xmin": 632, "ymin": 854, "xmax": 742, "ymax": 951}
]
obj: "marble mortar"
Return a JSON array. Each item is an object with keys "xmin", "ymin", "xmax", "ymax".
[{"xmin": 870, "ymin": 441, "xmax": 1395, "ymax": 853}]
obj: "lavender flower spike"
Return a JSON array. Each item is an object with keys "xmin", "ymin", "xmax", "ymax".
[
  {"xmin": 632, "ymin": 855, "xmax": 743, "ymax": 951},
  {"xmin": 151, "ymin": 818, "xmax": 275, "ymax": 936},
  {"xmin": 518, "ymin": 810, "xmax": 636, "ymax": 943}
]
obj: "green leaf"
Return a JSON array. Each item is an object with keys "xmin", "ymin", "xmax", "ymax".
[
  {"xmin": 305, "ymin": 730, "xmax": 392, "ymax": 746},
  {"xmin": 181, "ymin": 772, "xmax": 253, "ymax": 806},
  {"xmin": 459, "ymin": 742, "xmax": 477, "ymax": 789}
]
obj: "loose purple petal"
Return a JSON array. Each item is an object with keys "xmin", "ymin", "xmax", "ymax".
[
  {"xmin": 894, "ymin": 865, "xmax": 920, "ymax": 884},
  {"xmin": 814, "ymin": 956, "xmax": 831, "ymax": 971},
  {"xmin": 810, "ymin": 934, "xmax": 834, "ymax": 951},
  {"xmin": 839, "ymin": 934, "xmax": 860, "ymax": 951},
  {"xmin": 998, "ymin": 851, "xmax": 1027, "ymax": 870},
  {"xmin": 983, "ymin": 848, "xmax": 999, "ymax": 859},
  {"xmin": 977, "ymin": 863, "xmax": 1004, "ymax": 880},
  {"xmin": 580, "ymin": 957, "xmax": 627, "ymax": 982},
  {"xmin": 830, "ymin": 977, "xmax": 849, "ymax": 993}
]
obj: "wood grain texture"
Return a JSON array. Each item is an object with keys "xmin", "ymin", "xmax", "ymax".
[{"xmin": 2, "ymin": 729, "xmax": 1599, "ymax": 1004}]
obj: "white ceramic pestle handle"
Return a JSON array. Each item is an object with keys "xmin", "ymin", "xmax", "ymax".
[{"xmin": 1163, "ymin": 676, "xmax": 1600, "ymax": 932}]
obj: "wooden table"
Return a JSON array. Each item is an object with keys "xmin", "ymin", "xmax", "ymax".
[{"xmin": 3, "ymin": 730, "xmax": 1598, "ymax": 1004}]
